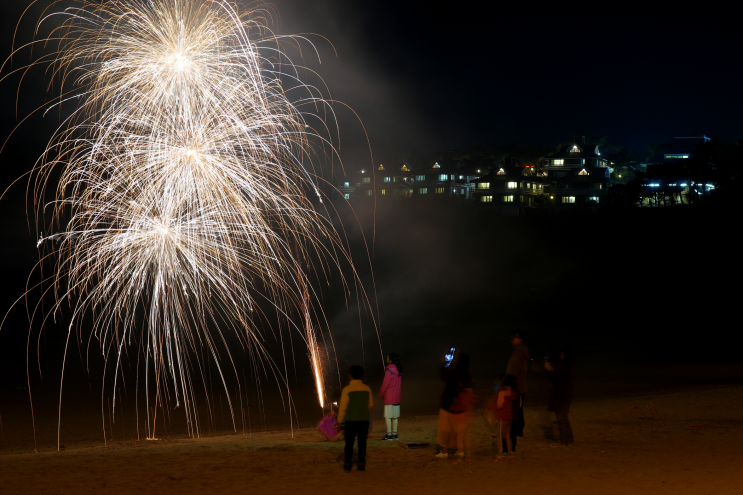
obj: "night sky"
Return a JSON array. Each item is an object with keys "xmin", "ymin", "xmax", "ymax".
[
  {"xmin": 273, "ymin": 0, "xmax": 743, "ymax": 163},
  {"xmin": 2, "ymin": 0, "xmax": 742, "ymax": 171}
]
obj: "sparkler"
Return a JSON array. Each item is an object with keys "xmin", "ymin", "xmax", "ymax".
[{"xmin": 2, "ymin": 0, "xmax": 376, "ymax": 447}]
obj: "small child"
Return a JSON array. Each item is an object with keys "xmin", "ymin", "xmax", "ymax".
[
  {"xmin": 338, "ymin": 365, "xmax": 374, "ymax": 472},
  {"xmin": 494, "ymin": 374, "xmax": 519, "ymax": 460},
  {"xmin": 379, "ymin": 352, "xmax": 402, "ymax": 440}
]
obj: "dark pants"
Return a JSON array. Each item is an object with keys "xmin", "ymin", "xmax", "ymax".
[
  {"xmin": 504, "ymin": 393, "xmax": 526, "ymax": 453},
  {"xmin": 344, "ymin": 420, "xmax": 369, "ymax": 464},
  {"xmin": 514, "ymin": 393, "xmax": 526, "ymax": 436},
  {"xmin": 556, "ymin": 412, "xmax": 573, "ymax": 445}
]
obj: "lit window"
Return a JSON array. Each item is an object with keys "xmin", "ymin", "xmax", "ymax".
[
  {"xmin": 594, "ymin": 183, "xmax": 603, "ymax": 190},
  {"xmin": 415, "ymin": 175, "xmax": 425, "ymax": 181},
  {"xmin": 419, "ymin": 188, "xmax": 427, "ymax": 194},
  {"xmin": 570, "ymin": 146, "xmax": 581, "ymax": 153},
  {"xmin": 362, "ymin": 177, "xmax": 371, "ymax": 183},
  {"xmin": 435, "ymin": 187, "xmax": 445, "ymax": 194},
  {"xmin": 477, "ymin": 182, "xmax": 490, "ymax": 189},
  {"xmin": 366, "ymin": 190, "xmax": 372, "ymax": 196},
  {"xmin": 561, "ymin": 196, "xmax": 575, "ymax": 204},
  {"xmin": 507, "ymin": 182, "xmax": 518, "ymax": 189},
  {"xmin": 381, "ymin": 189, "xmax": 386, "ymax": 195},
  {"xmin": 496, "ymin": 168, "xmax": 506, "ymax": 175},
  {"xmin": 384, "ymin": 177, "xmax": 391, "ymax": 183},
  {"xmin": 344, "ymin": 182, "xmax": 350, "ymax": 187},
  {"xmin": 503, "ymin": 195, "xmax": 514, "ymax": 203},
  {"xmin": 578, "ymin": 169, "xmax": 590, "ymax": 176},
  {"xmin": 481, "ymin": 196, "xmax": 493, "ymax": 203},
  {"xmin": 344, "ymin": 193, "xmax": 350, "ymax": 200},
  {"xmin": 433, "ymin": 162, "xmax": 441, "ymax": 168},
  {"xmin": 459, "ymin": 175, "xmax": 463, "ymax": 179},
  {"xmin": 378, "ymin": 164, "xmax": 385, "ymax": 170},
  {"xmin": 553, "ymin": 159, "xmax": 564, "ymax": 166},
  {"xmin": 439, "ymin": 174, "xmax": 448, "ymax": 181},
  {"xmin": 401, "ymin": 164, "xmax": 411, "ymax": 171},
  {"xmin": 588, "ymin": 196, "xmax": 599, "ymax": 203}
]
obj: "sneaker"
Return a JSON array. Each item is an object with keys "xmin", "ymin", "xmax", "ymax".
[
  {"xmin": 343, "ymin": 463, "xmax": 352, "ymax": 473},
  {"xmin": 381, "ymin": 433, "xmax": 395, "ymax": 441},
  {"xmin": 435, "ymin": 452, "xmax": 449, "ymax": 459},
  {"xmin": 392, "ymin": 433, "xmax": 399, "ymax": 440},
  {"xmin": 357, "ymin": 463, "xmax": 366, "ymax": 472}
]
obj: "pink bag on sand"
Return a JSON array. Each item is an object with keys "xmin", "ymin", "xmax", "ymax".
[{"xmin": 317, "ymin": 413, "xmax": 343, "ymax": 441}]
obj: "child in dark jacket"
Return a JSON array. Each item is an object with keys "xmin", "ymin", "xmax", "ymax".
[
  {"xmin": 338, "ymin": 365, "xmax": 374, "ymax": 472},
  {"xmin": 379, "ymin": 353, "xmax": 402, "ymax": 440}
]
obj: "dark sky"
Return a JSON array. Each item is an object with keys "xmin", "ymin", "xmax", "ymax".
[
  {"xmin": 272, "ymin": 0, "xmax": 743, "ymax": 164},
  {"xmin": 2, "ymin": 0, "xmax": 741, "ymax": 169}
]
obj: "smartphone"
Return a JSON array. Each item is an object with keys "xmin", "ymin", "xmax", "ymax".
[{"xmin": 444, "ymin": 347, "xmax": 456, "ymax": 367}]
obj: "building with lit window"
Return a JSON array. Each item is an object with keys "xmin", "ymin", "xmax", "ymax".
[
  {"xmin": 544, "ymin": 136, "xmax": 611, "ymax": 208},
  {"xmin": 337, "ymin": 161, "xmax": 414, "ymax": 201},
  {"xmin": 412, "ymin": 152, "xmax": 483, "ymax": 199},
  {"xmin": 376, "ymin": 162, "xmax": 415, "ymax": 198},
  {"xmin": 470, "ymin": 158, "xmax": 551, "ymax": 214}
]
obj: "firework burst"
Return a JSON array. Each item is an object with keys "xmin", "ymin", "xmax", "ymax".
[{"xmin": 2, "ymin": 0, "xmax": 375, "ymax": 447}]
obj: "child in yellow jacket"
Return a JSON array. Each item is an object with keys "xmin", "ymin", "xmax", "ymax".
[{"xmin": 337, "ymin": 365, "xmax": 374, "ymax": 472}]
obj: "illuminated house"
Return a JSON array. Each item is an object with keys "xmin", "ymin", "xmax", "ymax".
[
  {"xmin": 377, "ymin": 162, "xmax": 415, "ymax": 198},
  {"xmin": 637, "ymin": 136, "xmax": 714, "ymax": 206},
  {"xmin": 470, "ymin": 158, "xmax": 550, "ymax": 214},
  {"xmin": 338, "ymin": 161, "xmax": 414, "ymax": 200},
  {"xmin": 545, "ymin": 136, "xmax": 611, "ymax": 207},
  {"xmin": 412, "ymin": 152, "xmax": 482, "ymax": 199},
  {"xmin": 643, "ymin": 135, "xmax": 710, "ymax": 166}
]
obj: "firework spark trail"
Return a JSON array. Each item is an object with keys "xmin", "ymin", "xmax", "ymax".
[{"xmin": 1, "ymin": 0, "xmax": 379, "ymax": 448}]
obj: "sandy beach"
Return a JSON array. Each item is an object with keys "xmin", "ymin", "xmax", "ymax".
[{"xmin": 2, "ymin": 384, "xmax": 741, "ymax": 494}]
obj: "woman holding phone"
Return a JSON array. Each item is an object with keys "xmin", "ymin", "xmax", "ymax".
[{"xmin": 436, "ymin": 350, "xmax": 473, "ymax": 459}]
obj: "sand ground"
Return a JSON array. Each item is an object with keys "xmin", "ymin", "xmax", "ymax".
[{"xmin": 1, "ymin": 385, "xmax": 741, "ymax": 494}]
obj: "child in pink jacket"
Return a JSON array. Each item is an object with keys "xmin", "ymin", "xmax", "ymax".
[{"xmin": 379, "ymin": 353, "xmax": 402, "ymax": 440}]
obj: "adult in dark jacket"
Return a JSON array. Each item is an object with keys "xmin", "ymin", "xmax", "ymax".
[
  {"xmin": 544, "ymin": 348, "xmax": 576, "ymax": 446},
  {"xmin": 506, "ymin": 330, "xmax": 530, "ymax": 444},
  {"xmin": 436, "ymin": 352, "xmax": 473, "ymax": 458}
]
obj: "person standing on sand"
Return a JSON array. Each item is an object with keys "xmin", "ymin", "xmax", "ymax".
[
  {"xmin": 436, "ymin": 352, "xmax": 473, "ymax": 459},
  {"xmin": 493, "ymin": 374, "xmax": 519, "ymax": 461},
  {"xmin": 448, "ymin": 374, "xmax": 477, "ymax": 463},
  {"xmin": 506, "ymin": 330, "xmax": 530, "ymax": 448},
  {"xmin": 379, "ymin": 353, "xmax": 402, "ymax": 441},
  {"xmin": 544, "ymin": 348, "xmax": 576, "ymax": 446},
  {"xmin": 337, "ymin": 365, "xmax": 374, "ymax": 472}
]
